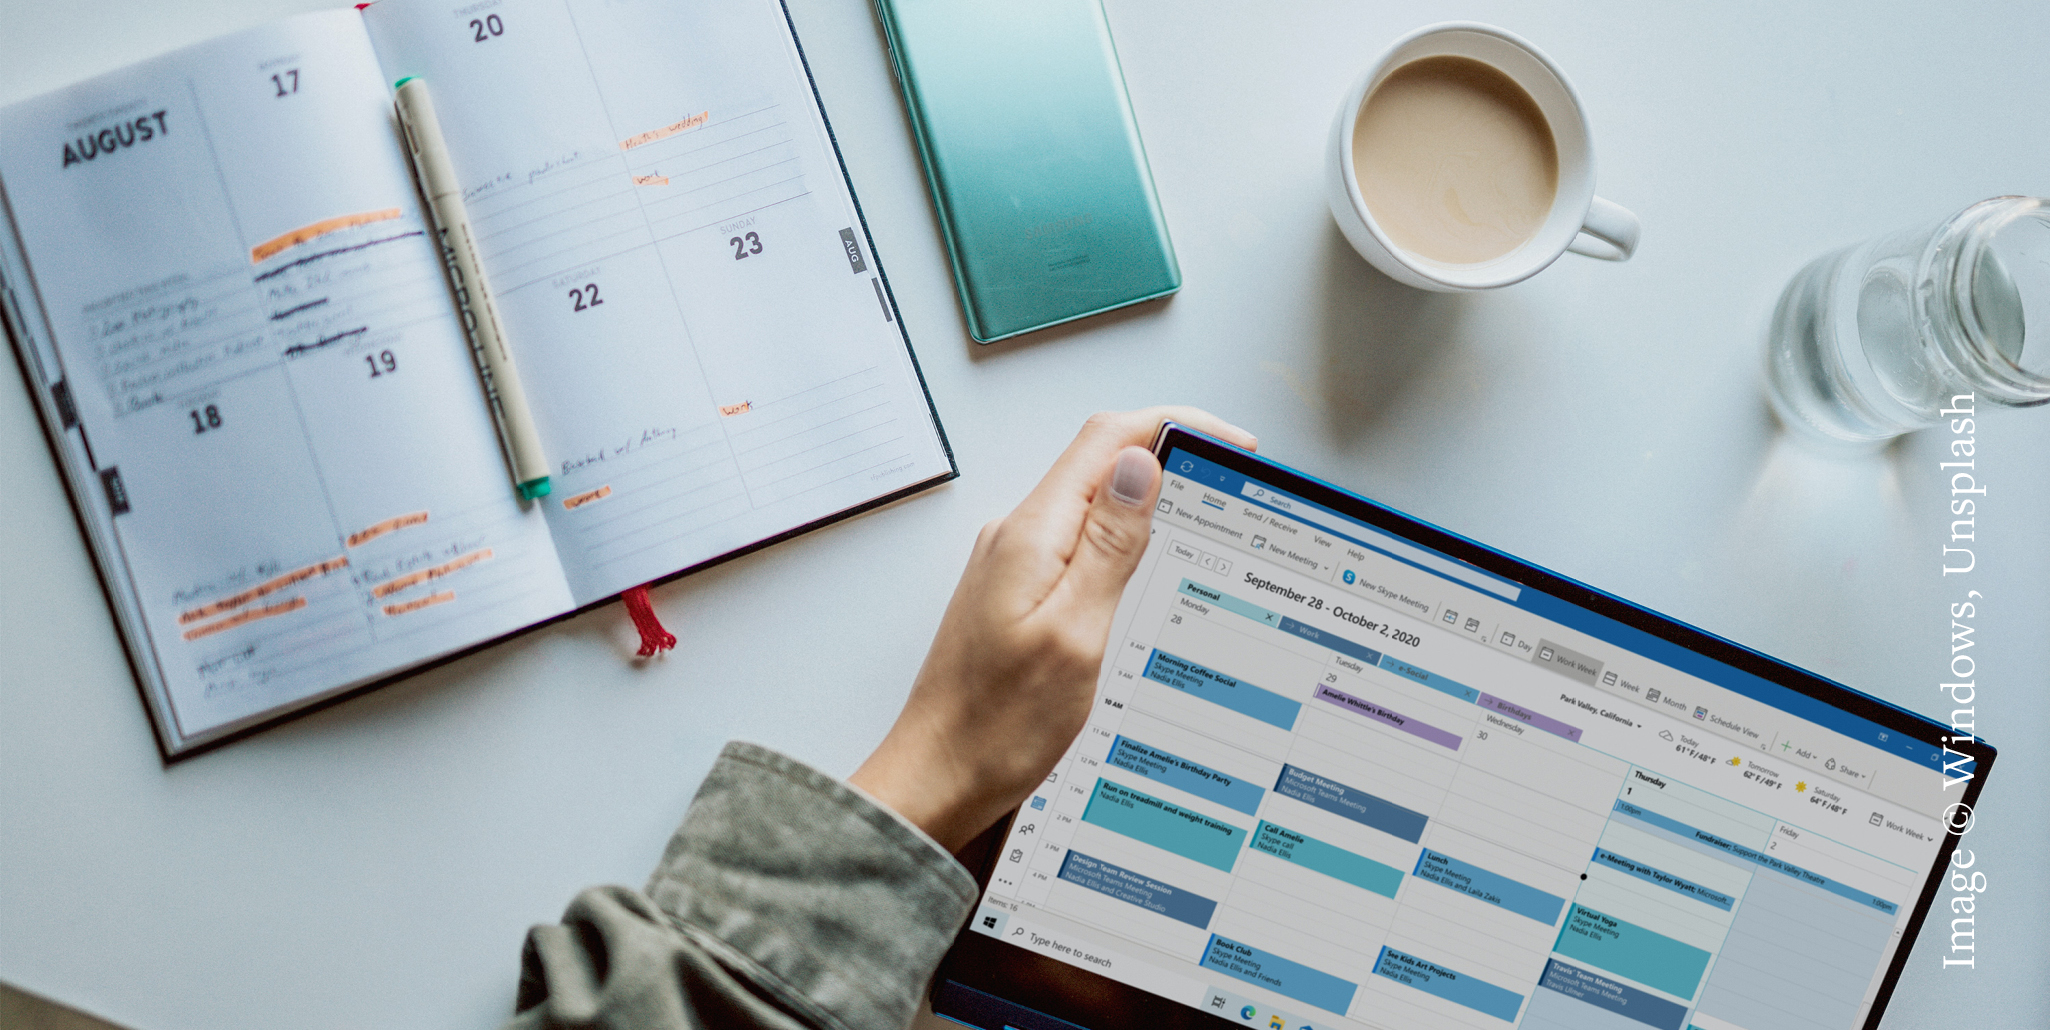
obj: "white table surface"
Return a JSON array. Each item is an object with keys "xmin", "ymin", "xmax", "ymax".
[{"xmin": 2, "ymin": 1, "xmax": 2045, "ymax": 1027}]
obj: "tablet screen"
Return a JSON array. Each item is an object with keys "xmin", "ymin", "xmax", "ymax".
[{"xmin": 939, "ymin": 429, "xmax": 1988, "ymax": 1030}]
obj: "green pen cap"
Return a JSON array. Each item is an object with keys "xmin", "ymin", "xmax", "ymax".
[{"xmin": 518, "ymin": 477, "xmax": 552, "ymax": 500}]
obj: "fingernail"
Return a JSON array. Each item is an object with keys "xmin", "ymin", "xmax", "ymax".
[{"xmin": 1109, "ymin": 448, "xmax": 1155, "ymax": 507}]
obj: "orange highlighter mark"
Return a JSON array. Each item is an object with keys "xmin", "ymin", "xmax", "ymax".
[
  {"xmin": 251, "ymin": 208, "xmax": 402, "ymax": 264},
  {"xmin": 383, "ymin": 590, "xmax": 455, "ymax": 617},
  {"xmin": 620, "ymin": 111, "xmax": 709, "ymax": 151},
  {"xmin": 632, "ymin": 174, "xmax": 670, "ymax": 186},
  {"xmin": 347, "ymin": 510, "xmax": 430, "ymax": 548},
  {"xmin": 719, "ymin": 401, "xmax": 752, "ymax": 417},
  {"xmin": 182, "ymin": 596, "xmax": 307, "ymax": 641},
  {"xmin": 370, "ymin": 548, "xmax": 493, "ymax": 599},
  {"xmin": 178, "ymin": 555, "xmax": 347, "ymax": 626},
  {"xmin": 563, "ymin": 485, "xmax": 612, "ymax": 510}
]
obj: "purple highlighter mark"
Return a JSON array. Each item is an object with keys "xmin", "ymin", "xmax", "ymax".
[
  {"xmin": 1315, "ymin": 685, "xmax": 1463, "ymax": 751},
  {"xmin": 1477, "ymin": 693, "xmax": 1583, "ymax": 743}
]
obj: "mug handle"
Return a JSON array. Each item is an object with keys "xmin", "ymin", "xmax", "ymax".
[{"xmin": 1567, "ymin": 196, "xmax": 1640, "ymax": 261}]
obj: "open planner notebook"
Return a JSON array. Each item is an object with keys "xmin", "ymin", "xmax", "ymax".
[{"xmin": 0, "ymin": 0, "xmax": 954, "ymax": 759}]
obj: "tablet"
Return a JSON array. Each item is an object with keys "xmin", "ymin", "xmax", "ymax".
[{"xmin": 932, "ymin": 423, "xmax": 1993, "ymax": 1030}]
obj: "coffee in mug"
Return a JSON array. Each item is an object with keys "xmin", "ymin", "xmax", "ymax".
[
  {"xmin": 1352, "ymin": 55, "xmax": 1558, "ymax": 265},
  {"xmin": 1326, "ymin": 23, "xmax": 1640, "ymax": 292}
]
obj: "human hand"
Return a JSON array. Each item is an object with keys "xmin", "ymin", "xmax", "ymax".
[{"xmin": 850, "ymin": 408, "xmax": 1257, "ymax": 852}]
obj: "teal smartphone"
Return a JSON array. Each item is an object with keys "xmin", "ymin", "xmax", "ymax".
[{"xmin": 873, "ymin": 0, "xmax": 1180, "ymax": 343}]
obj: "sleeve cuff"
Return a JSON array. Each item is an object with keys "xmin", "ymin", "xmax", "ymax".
[{"xmin": 643, "ymin": 741, "xmax": 978, "ymax": 1030}]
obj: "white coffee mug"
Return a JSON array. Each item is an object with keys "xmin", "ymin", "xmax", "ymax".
[{"xmin": 1327, "ymin": 23, "xmax": 1640, "ymax": 291}]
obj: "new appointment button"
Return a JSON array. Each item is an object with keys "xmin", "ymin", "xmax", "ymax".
[{"xmin": 1533, "ymin": 639, "xmax": 1602, "ymax": 685}]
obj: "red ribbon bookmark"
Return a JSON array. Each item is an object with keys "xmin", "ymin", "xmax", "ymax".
[{"xmin": 620, "ymin": 583, "xmax": 676, "ymax": 657}]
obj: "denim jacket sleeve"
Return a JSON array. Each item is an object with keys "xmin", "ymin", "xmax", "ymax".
[{"xmin": 504, "ymin": 741, "xmax": 979, "ymax": 1030}]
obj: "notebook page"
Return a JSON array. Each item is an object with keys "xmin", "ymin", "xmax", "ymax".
[
  {"xmin": 362, "ymin": 0, "xmax": 952, "ymax": 604},
  {"xmin": 0, "ymin": 11, "xmax": 573, "ymax": 746}
]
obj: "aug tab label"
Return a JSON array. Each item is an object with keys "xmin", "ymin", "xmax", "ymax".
[{"xmin": 838, "ymin": 228, "xmax": 867, "ymax": 274}]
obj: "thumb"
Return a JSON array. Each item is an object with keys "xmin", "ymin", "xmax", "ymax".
[{"xmin": 1062, "ymin": 446, "xmax": 1162, "ymax": 615}]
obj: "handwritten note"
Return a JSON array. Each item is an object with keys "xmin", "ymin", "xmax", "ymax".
[
  {"xmin": 250, "ymin": 208, "xmax": 402, "ymax": 263},
  {"xmin": 182, "ymin": 595, "xmax": 307, "ymax": 641},
  {"xmin": 85, "ymin": 270, "xmax": 263, "ymax": 415},
  {"xmin": 562, "ymin": 485, "xmax": 612, "ymax": 510},
  {"xmin": 461, "ymin": 150, "xmax": 590, "ymax": 205},
  {"xmin": 382, "ymin": 590, "xmax": 455, "ymax": 616},
  {"xmin": 178, "ymin": 554, "xmax": 347, "ymax": 625},
  {"xmin": 558, "ymin": 426, "xmax": 679, "ymax": 478},
  {"xmin": 369, "ymin": 548, "xmax": 491, "ymax": 598},
  {"xmin": 347, "ymin": 510, "xmax": 430, "ymax": 548},
  {"xmin": 620, "ymin": 112, "xmax": 709, "ymax": 151}
]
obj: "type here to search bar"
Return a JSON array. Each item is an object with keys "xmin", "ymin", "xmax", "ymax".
[
  {"xmin": 1241, "ymin": 484, "xmax": 1520, "ymax": 601},
  {"xmin": 1000, "ymin": 915, "xmax": 1208, "ymax": 1005}
]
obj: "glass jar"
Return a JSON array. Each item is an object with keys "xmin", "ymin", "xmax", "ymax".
[{"xmin": 1765, "ymin": 196, "xmax": 2050, "ymax": 447}]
